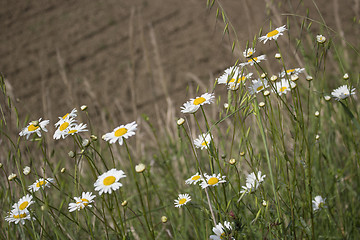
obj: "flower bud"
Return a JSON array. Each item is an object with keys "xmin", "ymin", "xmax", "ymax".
[
  {"xmin": 275, "ymin": 53, "xmax": 281, "ymax": 59},
  {"xmin": 264, "ymin": 90, "xmax": 270, "ymax": 96},
  {"xmin": 260, "ymin": 73, "xmax": 267, "ymax": 78},
  {"xmin": 80, "ymin": 105, "xmax": 88, "ymax": 111},
  {"xmin": 229, "ymin": 158, "xmax": 236, "ymax": 165},
  {"xmin": 68, "ymin": 151, "xmax": 76, "ymax": 158},
  {"xmin": 23, "ymin": 166, "xmax": 31, "ymax": 175},
  {"xmin": 8, "ymin": 173, "xmax": 17, "ymax": 181},
  {"xmin": 82, "ymin": 139, "xmax": 90, "ymax": 147},
  {"xmin": 177, "ymin": 118, "xmax": 185, "ymax": 126},
  {"xmin": 121, "ymin": 200, "xmax": 128, "ymax": 207},
  {"xmin": 343, "ymin": 73, "xmax": 349, "ymax": 80},
  {"xmin": 314, "ymin": 111, "xmax": 320, "ymax": 117},
  {"xmin": 259, "ymin": 102, "xmax": 265, "ymax": 108},
  {"xmin": 306, "ymin": 76, "xmax": 313, "ymax": 81},
  {"xmin": 135, "ymin": 163, "xmax": 146, "ymax": 173},
  {"xmin": 270, "ymin": 75, "xmax": 278, "ymax": 82},
  {"xmin": 291, "ymin": 74, "xmax": 299, "ymax": 81},
  {"xmin": 161, "ymin": 216, "xmax": 168, "ymax": 223}
]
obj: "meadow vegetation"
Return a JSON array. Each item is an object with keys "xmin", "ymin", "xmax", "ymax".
[{"xmin": 1, "ymin": 1, "xmax": 360, "ymax": 239}]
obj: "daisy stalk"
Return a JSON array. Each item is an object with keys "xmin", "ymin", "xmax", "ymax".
[{"xmin": 123, "ymin": 140, "xmax": 155, "ymax": 240}]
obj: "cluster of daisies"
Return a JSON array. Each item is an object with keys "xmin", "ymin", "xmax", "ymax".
[{"xmin": 7, "ymin": 107, "xmax": 140, "ymax": 225}]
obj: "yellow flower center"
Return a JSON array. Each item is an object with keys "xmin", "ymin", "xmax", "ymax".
[
  {"xmin": 191, "ymin": 175, "xmax": 201, "ymax": 181},
  {"xmin": 14, "ymin": 213, "xmax": 27, "ymax": 219},
  {"xmin": 60, "ymin": 122, "xmax": 69, "ymax": 131},
  {"xmin": 68, "ymin": 130, "xmax": 77, "ymax": 134},
  {"xmin": 28, "ymin": 124, "xmax": 39, "ymax": 132},
  {"xmin": 193, "ymin": 97, "xmax": 206, "ymax": 105},
  {"xmin": 229, "ymin": 76, "xmax": 246, "ymax": 84},
  {"xmin": 256, "ymin": 86, "xmax": 264, "ymax": 91},
  {"xmin": 221, "ymin": 233, "xmax": 226, "ymax": 239},
  {"xmin": 279, "ymin": 86, "xmax": 287, "ymax": 92},
  {"xmin": 115, "ymin": 127, "xmax": 127, "ymax": 137},
  {"xmin": 286, "ymin": 69, "xmax": 295, "ymax": 73},
  {"xmin": 267, "ymin": 29, "xmax": 279, "ymax": 37},
  {"xmin": 201, "ymin": 141, "xmax": 209, "ymax": 146},
  {"xmin": 19, "ymin": 201, "xmax": 29, "ymax": 210},
  {"xmin": 248, "ymin": 57, "xmax": 258, "ymax": 63},
  {"xmin": 81, "ymin": 198, "xmax": 89, "ymax": 206},
  {"xmin": 103, "ymin": 176, "xmax": 116, "ymax": 186},
  {"xmin": 36, "ymin": 180, "xmax": 46, "ymax": 188},
  {"xmin": 62, "ymin": 113, "xmax": 69, "ymax": 119},
  {"xmin": 208, "ymin": 177, "xmax": 219, "ymax": 185},
  {"xmin": 178, "ymin": 198, "xmax": 186, "ymax": 205}
]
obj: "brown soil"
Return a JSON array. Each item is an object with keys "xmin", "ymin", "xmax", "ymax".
[{"xmin": 0, "ymin": 0, "xmax": 358, "ymax": 133}]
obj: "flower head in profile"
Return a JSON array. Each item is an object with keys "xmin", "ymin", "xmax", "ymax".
[
  {"xmin": 259, "ymin": 25, "xmax": 287, "ymax": 44},
  {"xmin": 53, "ymin": 118, "xmax": 77, "ymax": 140},
  {"xmin": 248, "ymin": 79, "xmax": 269, "ymax": 94},
  {"xmin": 185, "ymin": 172, "xmax": 203, "ymax": 185},
  {"xmin": 273, "ymin": 79, "xmax": 296, "ymax": 96},
  {"xmin": 5, "ymin": 209, "xmax": 32, "ymax": 225},
  {"xmin": 12, "ymin": 194, "xmax": 34, "ymax": 212},
  {"xmin": 19, "ymin": 118, "xmax": 50, "ymax": 140},
  {"xmin": 181, "ymin": 93, "xmax": 215, "ymax": 114},
  {"xmin": 243, "ymin": 48, "xmax": 256, "ymax": 58},
  {"xmin": 194, "ymin": 133, "xmax": 212, "ymax": 150},
  {"xmin": 103, "ymin": 121, "xmax": 137, "ymax": 145},
  {"xmin": 174, "ymin": 193, "xmax": 191, "ymax": 208},
  {"xmin": 68, "ymin": 192, "xmax": 96, "ymax": 212},
  {"xmin": 280, "ymin": 68, "xmax": 305, "ymax": 78},
  {"xmin": 94, "ymin": 169, "xmax": 126, "ymax": 195},
  {"xmin": 217, "ymin": 66, "xmax": 252, "ymax": 90},
  {"xmin": 55, "ymin": 108, "xmax": 77, "ymax": 127},
  {"xmin": 240, "ymin": 171, "xmax": 266, "ymax": 194},
  {"xmin": 200, "ymin": 173, "xmax": 226, "ymax": 189},
  {"xmin": 67, "ymin": 123, "xmax": 88, "ymax": 136},
  {"xmin": 28, "ymin": 178, "xmax": 54, "ymax": 192},
  {"xmin": 210, "ymin": 221, "xmax": 234, "ymax": 240},
  {"xmin": 312, "ymin": 195, "xmax": 326, "ymax": 211},
  {"xmin": 331, "ymin": 85, "xmax": 355, "ymax": 101},
  {"xmin": 240, "ymin": 55, "xmax": 266, "ymax": 67}
]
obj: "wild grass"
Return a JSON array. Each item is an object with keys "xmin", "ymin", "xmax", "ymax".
[{"xmin": 1, "ymin": 1, "xmax": 360, "ymax": 239}]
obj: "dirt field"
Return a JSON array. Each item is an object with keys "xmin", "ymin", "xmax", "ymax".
[{"xmin": 0, "ymin": 0, "xmax": 358, "ymax": 133}]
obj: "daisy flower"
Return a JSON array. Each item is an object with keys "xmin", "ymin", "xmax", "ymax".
[
  {"xmin": 280, "ymin": 68, "xmax": 305, "ymax": 78},
  {"xmin": 240, "ymin": 55, "xmax": 266, "ymax": 67},
  {"xmin": 316, "ymin": 35, "xmax": 326, "ymax": 44},
  {"xmin": 331, "ymin": 85, "xmax": 356, "ymax": 101},
  {"xmin": 273, "ymin": 79, "xmax": 296, "ymax": 96},
  {"xmin": 103, "ymin": 121, "xmax": 137, "ymax": 145},
  {"xmin": 200, "ymin": 173, "xmax": 226, "ymax": 189},
  {"xmin": 28, "ymin": 178, "xmax": 54, "ymax": 192},
  {"xmin": 240, "ymin": 171, "xmax": 266, "ymax": 194},
  {"xmin": 68, "ymin": 192, "xmax": 96, "ymax": 212},
  {"xmin": 259, "ymin": 25, "xmax": 287, "ymax": 44},
  {"xmin": 248, "ymin": 79, "xmax": 269, "ymax": 94},
  {"xmin": 53, "ymin": 118, "xmax": 77, "ymax": 140},
  {"xmin": 210, "ymin": 221, "xmax": 233, "ymax": 240},
  {"xmin": 180, "ymin": 93, "xmax": 215, "ymax": 114},
  {"xmin": 94, "ymin": 169, "xmax": 126, "ymax": 195},
  {"xmin": 5, "ymin": 209, "xmax": 32, "ymax": 225},
  {"xmin": 67, "ymin": 123, "xmax": 88, "ymax": 135},
  {"xmin": 243, "ymin": 47, "xmax": 256, "ymax": 58},
  {"xmin": 55, "ymin": 108, "xmax": 77, "ymax": 127},
  {"xmin": 19, "ymin": 118, "xmax": 50, "ymax": 140},
  {"xmin": 312, "ymin": 195, "xmax": 326, "ymax": 211},
  {"xmin": 12, "ymin": 194, "xmax": 34, "ymax": 212},
  {"xmin": 174, "ymin": 193, "xmax": 191, "ymax": 208},
  {"xmin": 185, "ymin": 172, "xmax": 203, "ymax": 185},
  {"xmin": 194, "ymin": 133, "xmax": 212, "ymax": 150}
]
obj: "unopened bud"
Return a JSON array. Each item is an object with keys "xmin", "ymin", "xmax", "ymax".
[
  {"xmin": 224, "ymin": 103, "xmax": 229, "ymax": 109},
  {"xmin": 80, "ymin": 105, "xmax": 88, "ymax": 111},
  {"xmin": 240, "ymin": 151, "xmax": 245, "ymax": 156},
  {"xmin": 82, "ymin": 139, "xmax": 90, "ymax": 147},
  {"xmin": 177, "ymin": 118, "xmax": 185, "ymax": 126},
  {"xmin": 315, "ymin": 111, "xmax": 320, "ymax": 117},
  {"xmin": 121, "ymin": 200, "xmax": 128, "ymax": 207},
  {"xmin": 68, "ymin": 151, "xmax": 75, "ymax": 158},
  {"xmin": 315, "ymin": 134, "xmax": 320, "ymax": 140},
  {"xmin": 264, "ymin": 90, "xmax": 270, "ymax": 96},
  {"xmin": 8, "ymin": 173, "xmax": 17, "ymax": 181},
  {"xmin": 306, "ymin": 76, "xmax": 313, "ymax": 81},
  {"xmin": 229, "ymin": 158, "xmax": 236, "ymax": 165},
  {"xmin": 259, "ymin": 102, "xmax": 265, "ymax": 108},
  {"xmin": 61, "ymin": 168, "xmax": 66, "ymax": 173},
  {"xmin": 260, "ymin": 73, "xmax": 267, "ymax": 78},
  {"xmin": 270, "ymin": 75, "xmax": 278, "ymax": 82},
  {"xmin": 90, "ymin": 135, "xmax": 98, "ymax": 141},
  {"xmin": 161, "ymin": 216, "xmax": 168, "ymax": 223},
  {"xmin": 275, "ymin": 53, "xmax": 281, "ymax": 59},
  {"xmin": 291, "ymin": 74, "xmax": 299, "ymax": 81},
  {"xmin": 23, "ymin": 166, "xmax": 31, "ymax": 175},
  {"xmin": 135, "ymin": 163, "xmax": 146, "ymax": 173},
  {"xmin": 324, "ymin": 95, "xmax": 331, "ymax": 101},
  {"xmin": 343, "ymin": 73, "xmax": 349, "ymax": 80}
]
